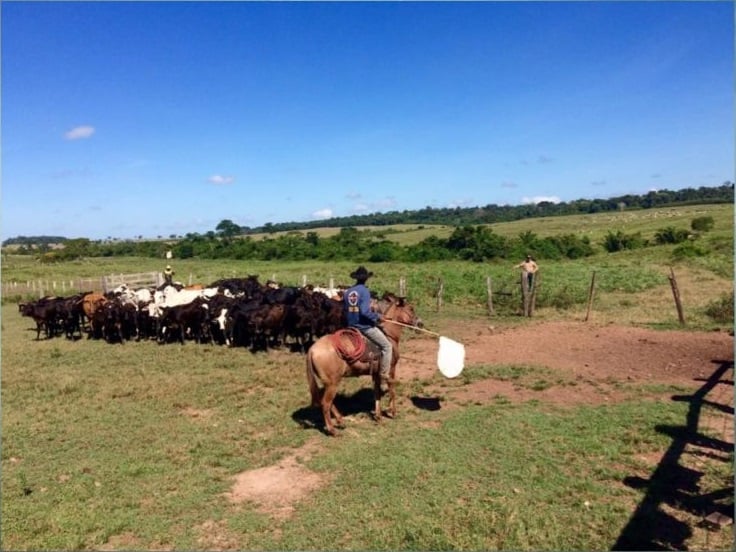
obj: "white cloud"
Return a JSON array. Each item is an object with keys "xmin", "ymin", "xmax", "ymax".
[
  {"xmin": 64, "ymin": 126, "xmax": 95, "ymax": 140},
  {"xmin": 312, "ymin": 208, "xmax": 333, "ymax": 219},
  {"xmin": 521, "ymin": 195, "xmax": 561, "ymax": 205},
  {"xmin": 207, "ymin": 175, "xmax": 235, "ymax": 185}
]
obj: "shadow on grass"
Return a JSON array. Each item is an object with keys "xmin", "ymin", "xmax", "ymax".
[
  {"xmin": 293, "ymin": 392, "xmax": 443, "ymax": 436},
  {"xmin": 291, "ymin": 388, "xmax": 382, "ymax": 435},
  {"xmin": 410, "ymin": 396, "xmax": 442, "ymax": 411},
  {"xmin": 612, "ymin": 359, "xmax": 734, "ymax": 551}
]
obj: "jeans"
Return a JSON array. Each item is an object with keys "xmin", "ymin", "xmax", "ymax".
[{"xmin": 362, "ymin": 326, "xmax": 393, "ymax": 376}]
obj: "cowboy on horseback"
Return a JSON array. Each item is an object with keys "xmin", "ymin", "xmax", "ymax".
[{"xmin": 343, "ymin": 266, "xmax": 393, "ymax": 381}]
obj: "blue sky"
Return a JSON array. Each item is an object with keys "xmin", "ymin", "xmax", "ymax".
[{"xmin": 2, "ymin": 1, "xmax": 733, "ymax": 240}]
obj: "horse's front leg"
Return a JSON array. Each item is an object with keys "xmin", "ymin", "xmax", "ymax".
[
  {"xmin": 386, "ymin": 364, "xmax": 398, "ymax": 419},
  {"xmin": 387, "ymin": 380, "xmax": 397, "ymax": 419}
]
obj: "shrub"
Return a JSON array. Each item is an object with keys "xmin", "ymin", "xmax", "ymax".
[
  {"xmin": 654, "ymin": 226, "xmax": 690, "ymax": 245},
  {"xmin": 672, "ymin": 241, "xmax": 708, "ymax": 259},
  {"xmin": 602, "ymin": 230, "xmax": 645, "ymax": 252},
  {"xmin": 691, "ymin": 216, "xmax": 715, "ymax": 232},
  {"xmin": 704, "ymin": 291, "xmax": 734, "ymax": 323}
]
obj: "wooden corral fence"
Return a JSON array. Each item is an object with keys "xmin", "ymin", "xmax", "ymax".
[
  {"xmin": 101, "ymin": 271, "xmax": 163, "ymax": 293},
  {"xmin": 2, "ymin": 271, "xmax": 163, "ymax": 298}
]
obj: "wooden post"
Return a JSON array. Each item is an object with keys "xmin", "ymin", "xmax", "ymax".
[
  {"xmin": 584, "ymin": 271, "xmax": 596, "ymax": 322},
  {"xmin": 399, "ymin": 276, "xmax": 406, "ymax": 297},
  {"xmin": 668, "ymin": 267, "xmax": 686, "ymax": 325},
  {"xmin": 436, "ymin": 278, "xmax": 444, "ymax": 311},
  {"xmin": 486, "ymin": 276, "xmax": 494, "ymax": 316},
  {"xmin": 520, "ymin": 272, "xmax": 530, "ymax": 316}
]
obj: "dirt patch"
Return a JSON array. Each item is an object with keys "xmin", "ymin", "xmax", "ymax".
[
  {"xmin": 225, "ymin": 436, "xmax": 327, "ymax": 519},
  {"xmin": 399, "ymin": 320, "xmax": 734, "ymax": 407}
]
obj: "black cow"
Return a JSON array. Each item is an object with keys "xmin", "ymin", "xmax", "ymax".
[
  {"xmin": 20, "ymin": 297, "xmax": 61, "ymax": 340},
  {"xmin": 158, "ymin": 297, "xmax": 211, "ymax": 345}
]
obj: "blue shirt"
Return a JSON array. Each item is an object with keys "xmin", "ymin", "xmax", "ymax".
[{"xmin": 344, "ymin": 284, "xmax": 380, "ymax": 330}]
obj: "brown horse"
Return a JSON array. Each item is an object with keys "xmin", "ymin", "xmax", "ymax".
[{"xmin": 305, "ymin": 292, "xmax": 422, "ymax": 436}]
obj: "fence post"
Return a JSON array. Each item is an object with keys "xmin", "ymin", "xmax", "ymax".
[
  {"xmin": 529, "ymin": 272, "xmax": 539, "ymax": 316},
  {"xmin": 399, "ymin": 276, "xmax": 406, "ymax": 297},
  {"xmin": 668, "ymin": 267, "xmax": 686, "ymax": 325},
  {"xmin": 520, "ymin": 272, "xmax": 529, "ymax": 316},
  {"xmin": 584, "ymin": 271, "xmax": 596, "ymax": 322},
  {"xmin": 436, "ymin": 278, "xmax": 444, "ymax": 311}
]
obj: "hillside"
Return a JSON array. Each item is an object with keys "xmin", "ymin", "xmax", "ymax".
[{"xmin": 244, "ymin": 203, "xmax": 733, "ymax": 245}]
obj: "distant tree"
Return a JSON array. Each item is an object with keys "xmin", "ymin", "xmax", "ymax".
[{"xmin": 216, "ymin": 219, "xmax": 241, "ymax": 238}]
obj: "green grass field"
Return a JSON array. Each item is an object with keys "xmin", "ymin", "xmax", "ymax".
[{"xmin": 2, "ymin": 303, "xmax": 732, "ymax": 550}]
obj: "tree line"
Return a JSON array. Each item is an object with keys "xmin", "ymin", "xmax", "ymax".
[
  {"xmin": 240, "ymin": 182, "xmax": 734, "ymax": 234},
  {"xmin": 3, "ymin": 183, "xmax": 732, "ymax": 264},
  {"xmin": 15, "ymin": 213, "xmax": 720, "ymax": 266}
]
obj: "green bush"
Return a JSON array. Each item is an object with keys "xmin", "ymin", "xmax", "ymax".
[
  {"xmin": 602, "ymin": 230, "xmax": 645, "ymax": 252},
  {"xmin": 672, "ymin": 241, "xmax": 708, "ymax": 259},
  {"xmin": 704, "ymin": 291, "xmax": 734, "ymax": 323},
  {"xmin": 691, "ymin": 216, "xmax": 715, "ymax": 232},
  {"xmin": 654, "ymin": 226, "xmax": 690, "ymax": 245}
]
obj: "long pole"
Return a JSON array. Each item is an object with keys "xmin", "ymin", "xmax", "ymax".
[{"xmin": 382, "ymin": 318, "xmax": 441, "ymax": 337}]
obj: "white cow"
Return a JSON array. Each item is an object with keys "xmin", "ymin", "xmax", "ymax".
[
  {"xmin": 112, "ymin": 284, "xmax": 156, "ymax": 311},
  {"xmin": 149, "ymin": 285, "xmax": 219, "ymax": 318}
]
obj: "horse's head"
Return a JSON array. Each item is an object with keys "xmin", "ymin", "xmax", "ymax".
[{"xmin": 380, "ymin": 293, "xmax": 423, "ymax": 329}]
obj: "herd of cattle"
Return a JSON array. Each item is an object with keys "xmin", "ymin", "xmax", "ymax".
[{"xmin": 18, "ymin": 276, "xmax": 348, "ymax": 351}]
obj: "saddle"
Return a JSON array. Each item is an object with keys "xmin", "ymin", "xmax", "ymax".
[{"xmin": 331, "ymin": 328, "xmax": 382, "ymax": 371}]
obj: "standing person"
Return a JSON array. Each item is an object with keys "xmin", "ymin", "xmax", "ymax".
[
  {"xmin": 515, "ymin": 254, "xmax": 538, "ymax": 291},
  {"xmin": 343, "ymin": 266, "xmax": 393, "ymax": 381},
  {"xmin": 163, "ymin": 265, "xmax": 175, "ymax": 285}
]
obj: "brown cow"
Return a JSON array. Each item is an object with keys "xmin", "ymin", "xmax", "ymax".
[{"xmin": 82, "ymin": 292, "xmax": 107, "ymax": 337}]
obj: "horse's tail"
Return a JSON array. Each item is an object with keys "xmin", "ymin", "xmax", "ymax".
[{"xmin": 305, "ymin": 346, "xmax": 322, "ymax": 407}]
